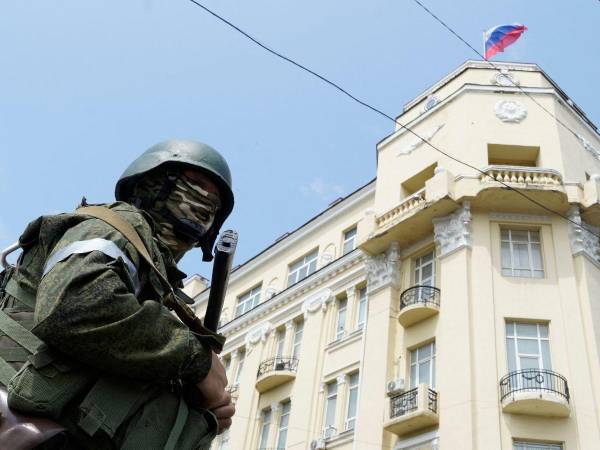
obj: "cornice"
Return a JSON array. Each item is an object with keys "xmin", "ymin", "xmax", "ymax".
[
  {"xmin": 191, "ymin": 183, "xmax": 375, "ymax": 308},
  {"xmin": 219, "ymin": 249, "xmax": 365, "ymax": 338}
]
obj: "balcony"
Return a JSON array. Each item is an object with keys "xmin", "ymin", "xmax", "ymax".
[
  {"xmin": 480, "ymin": 166, "xmax": 563, "ymax": 188},
  {"xmin": 398, "ymin": 286, "xmax": 440, "ymax": 327},
  {"xmin": 499, "ymin": 369, "xmax": 570, "ymax": 417},
  {"xmin": 376, "ymin": 188, "xmax": 427, "ymax": 231},
  {"xmin": 384, "ymin": 384, "xmax": 439, "ymax": 436},
  {"xmin": 255, "ymin": 357, "xmax": 298, "ymax": 393}
]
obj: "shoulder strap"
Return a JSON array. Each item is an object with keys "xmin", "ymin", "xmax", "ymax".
[{"xmin": 75, "ymin": 206, "xmax": 171, "ymax": 288}]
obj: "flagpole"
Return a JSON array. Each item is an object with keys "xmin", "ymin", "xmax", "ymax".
[{"xmin": 482, "ymin": 30, "xmax": 486, "ymax": 60}]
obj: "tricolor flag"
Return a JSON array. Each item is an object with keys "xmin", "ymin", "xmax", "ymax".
[{"xmin": 484, "ymin": 24, "xmax": 527, "ymax": 60}]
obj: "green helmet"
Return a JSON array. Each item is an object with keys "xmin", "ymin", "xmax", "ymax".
[{"xmin": 115, "ymin": 139, "xmax": 234, "ymax": 261}]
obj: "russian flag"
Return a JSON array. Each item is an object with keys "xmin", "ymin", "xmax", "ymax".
[{"xmin": 484, "ymin": 24, "xmax": 527, "ymax": 60}]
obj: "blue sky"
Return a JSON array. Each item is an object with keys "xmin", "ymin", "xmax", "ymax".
[{"xmin": 1, "ymin": 0, "xmax": 599, "ymax": 279}]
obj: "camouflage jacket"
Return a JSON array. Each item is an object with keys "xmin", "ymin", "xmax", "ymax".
[{"xmin": 31, "ymin": 201, "xmax": 212, "ymax": 385}]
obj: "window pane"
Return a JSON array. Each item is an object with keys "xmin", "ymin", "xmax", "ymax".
[
  {"xmin": 506, "ymin": 322, "xmax": 516, "ymax": 337},
  {"xmin": 541, "ymin": 340, "xmax": 552, "ymax": 370},
  {"xmin": 514, "ymin": 244, "xmax": 530, "ymax": 270},
  {"xmin": 520, "ymin": 356, "xmax": 540, "ymax": 370},
  {"xmin": 418, "ymin": 361, "xmax": 430, "ymax": 384},
  {"xmin": 511, "ymin": 230, "xmax": 529, "ymax": 242},
  {"xmin": 516, "ymin": 323, "xmax": 537, "ymax": 338},
  {"xmin": 506, "ymin": 338, "xmax": 517, "ymax": 372},
  {"xmin": 410, "ymin": 364, "xmax": 417, "ymax": 389},
  {"xmin": 418, "ymin": 343, "xmax": 432, "ymax": 360},
  {"xmin": 539, "ymin": 324, "xmax": 549, "ymax": 338},
  {"xmin": 517, "ymin": 338, "xmax": 540, "ymax": 355},
  {"xmin": 501, "ymin": 229, "xmax": 509, "ymax": 240},
  {"xmin": 531, "ymin": 244, "xmax": 543, "ymax": 270},
  {"xmin": 529, "ymin": 230, "xmax": 540, "ymax": 242},
  {"xmin": 501, "ymin": 242, "xmax": 512, "ymax": 269}
]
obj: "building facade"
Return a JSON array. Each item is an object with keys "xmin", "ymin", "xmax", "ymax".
[{"xmin": 187, "ymin": 60, "xmax": 600, "ymax": 450}]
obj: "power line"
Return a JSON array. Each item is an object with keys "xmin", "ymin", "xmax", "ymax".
[{"xmin": 186, "ymin": 0, "xmax": 600, "ymax": 239}]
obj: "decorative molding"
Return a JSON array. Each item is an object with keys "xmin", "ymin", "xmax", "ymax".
[
  {"xmin": 433, "ymin": 202, "xmax": 472, "ymax": 257},
  {"xmin": 345, "ymin": 286, "xmax": 356, "ymax": 302},
  {"xmin": 495, "ymin": 100, "xmax": 527, "ymax": 123},
  {"xmin": 489, "ymin": 212, "xmax": 552, "ymax": 223},
  {"xmin": 423, "ymin": 95, "xmax": 439, "ymax": 112},
  {"xmin": 301, "ymin": 288, "xmax": 333, "ymax": 319},
  {"xmin": 319, "ymin": 382, "xmax": 327, "ymax": 393},
  {"xmin": 230, "ymin": 349, "xmax": 239, "ymax": 360},
  {"xmin": 575, "ymin": 133, "xmax": 600, "ymax": 161},
  {"xmin": 396, "ymin": 123, "xmax": 445, "ymax": 156},
  {"xmin": 320, "ymin": 252, "xmax": 334, "ymax": 265},
  {"xmin": 285, "ymin": 321, "xmax": 294, "ymax": 331},
  {"xmin": 244, "ymin": 322, "xmax": 273, "ymax": 347},
  {"xmin": 492, "ymin": 69, "xmax": 519, "ymax": 87},
  {"xmin": 568, "ymin": 207, "xmax": 600, "ymax": 262},
  {"xmin": 336, "ymin": 374, "xmax": 348, "ymax": 385},
  {"xmin": 270, "ymin": 401, "xmax": 281, "ymax": 413},
  {"xmin": 365, "ymin": 241, "xmax": 401, "ymax": 294}
]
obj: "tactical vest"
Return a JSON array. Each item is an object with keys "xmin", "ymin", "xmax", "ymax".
[{"xmin": 0, "ymin": 206, "xmax": 215, "ymax": 450}]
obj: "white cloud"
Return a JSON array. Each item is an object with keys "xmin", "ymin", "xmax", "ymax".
[{"xmin": 300, "ymin": 178, "xmax": 345, "ymax": 201}]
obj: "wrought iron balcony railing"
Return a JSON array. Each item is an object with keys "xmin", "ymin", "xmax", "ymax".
[
  {"xmin": 400, "ymin": 285, "xmax": 440, "ymax": 310},
  {"xmin": 389, "ymin": 387, "xmax": 438, "ymax": 419},
  {"xmin": 499, "ymin": 369, "xmax": 570, "ymax": 403},
  {"xmin": 257, "ymin": 357, "xmax": 299, "ymax": 378}
]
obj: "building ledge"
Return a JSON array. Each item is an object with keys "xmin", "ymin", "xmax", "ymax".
[
  {"xmin": 384, "ymin": 384, "xmax": 439, "ymax": 437},
  {"xmin": 501, "ymin": 391, "xmax": 570, "ymax": 417},
  {"xmin": 326, "ymin": 328, "xmax": 364, "ymax": 352}
]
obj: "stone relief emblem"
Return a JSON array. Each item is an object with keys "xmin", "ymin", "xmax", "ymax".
[
  {"xmin": 365, "ymin": 241, "xmax": 401, "ymax": 294},
  {"xmin": 244, "ymin": 322, "xmax": 273, "ymax": 348},
  {"xmin": 492, "ymin": 69, "xmax": 519, "ymax": 87},
  {"xmin": 397, "ymin": 124, "xmax": 445, "ymax": 157},
  {"xmin": 495, "ymin": 100, "xmax": 527, "ymax": 123},
  {"xmin": 301, "ymin": 288, "xmax": 333, "ymax": 318},
  {"xmin": 433, "ymin": 202, "xmax": 472, "ymax": 257},
  {"xmin": 575, "ymin": 133, "xmax": 600, "ymax": 161},
  {"xmin": 423, "ymin": 95, "xmax": 439, "ymax": 112},
  {"xmin": 568, "ymin": 207, "xmax": 600, "ymax": 262}
]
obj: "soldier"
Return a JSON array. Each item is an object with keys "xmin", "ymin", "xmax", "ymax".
[{"xmin": 0, "ymin": 139, "xmax": 235, "ymax": 449}]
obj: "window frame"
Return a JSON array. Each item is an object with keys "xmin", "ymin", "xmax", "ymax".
[
  {"xmin": 409, "ymin": 341, "xmax": 436, "ymax": 389},
  {"xmin": 258, "ymin": 408, "xmax": 271, "ymax": 450},
  {"xmin": 235, "ymin": 284, "xmax": 262, "ymax": 318},
  {"xmin": 413, "ymin": 248, "xmax": 436, "ymax": 286},
  {"xmin": 276, "ymin": 401, "xmax": 291, "ymax": 449},
  {"xmin": 335, "ymin": 298, "xmax": 347, "ymax": 340},
  {"xmin": 500, "ymin": 228, "xmax": 545, "ymax": 279},
  {"xmin": 287, "ymin": 248, "xmax": 319, "ymax": 287},
  {"xmin": 356, "ymin": 287, "xmax": 367, "ymax": 330},
  {"xmin": 513, "ymin": 441, "xmax": 562, "ymax": 450},
  {"xmin": 345, "ymin": 372, "xmax": 360, "ymax": 431},
  {"xmin": 342, "ymin": 226, "xmax": 357, "ymax": 255},
  {"xmin": 292, "ymin": 320, "xmax": 304, "ymax": 360},
  {"xmin": 323, "ymin": 381, "xmax": 338, "ymax": 438},
  {"xmin": 505, "ymin": 321, "xmax": 552, "ymax": 372}
]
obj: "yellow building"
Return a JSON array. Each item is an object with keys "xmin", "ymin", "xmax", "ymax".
[{"xmin": 186, "ymin": 60, "xmax": 600, "ymax": 450}]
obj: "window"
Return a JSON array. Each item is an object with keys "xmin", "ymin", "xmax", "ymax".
[
  {"xmin": 345, "ymin": 372, "xmax": 359, "ymax": 430},
  {"xmin": 342, "ymin": 227, "xmax": 357, "ymax": 255},
  {"xmin": 292, "ymin": 321, "xmax": 304, "ymax": 359},
  {"xmin": 219, "ymin": 429, "xmax": 230, "ymax": 450},
  {"xmin": 223, "ymin": 356, "xmax": 231, "ymax": 377},
  {"xmin": 513, "ymin": 441, "xmax": 562, "ymax": 450},
  {"xmin": 501, "ymin": 229, "xmax": 544, "ymax": 278},
  {"xmin": 258, "ymin": 409, "xmax": 271, "ymax": 449},
  {"xmin": 287, "ymin": 249, "xmax": 319, "ymax": 286},
  {"xmin": 336, "ymin": 298, "xmax": 347, "ymax": 340},
  {"xmin": 235, "ymin": 285, "xmax": 262, "ymax": 317},
  {"xmin": 275, "ymin": 329, "xmax": 286, "ymax": 359},
  {"xmin": 324, "ymin": 382, "xmax": 338, "ymax": 438},
  {"xmin": 414, "ymin": 250, "xmax": 435, "ymax": 286},
  {"xmin": 356, "ymin": 288, "xmax": 367, "ymax": 329},
  {"xmin": 276, "ymin": 401, "xmax": 291, "ymax": 449},
  {"xmin": 410, "ymin": 342, "xmax": 436, "ymax": 389},
  {"xmin": 506, "ymin": 322, "xmax": 551, "ymax": 373},
  {"xmin": 487, "ymin": 144, "xmax": 539, "ymax": 167},
  {"xmin": 235, "ymin": 350, "xmax": 245, "ymax": 385}
]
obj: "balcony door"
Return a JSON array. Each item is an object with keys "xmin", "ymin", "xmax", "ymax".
[
  {"xmin": 506, "ymin": 322, "xmax": 552, "ymax": 389},
  {"xmin": 409, "ymin": 342, "xmax": 436, "ymax": 389},
  {"xmin": 414, "ymin": 250, "xmax": 435, "ymax": 302}
]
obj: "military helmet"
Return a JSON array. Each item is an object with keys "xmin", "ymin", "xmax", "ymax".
[{"xmin": 115, "ymin": 139, "xmax": 234, "ymax": 261}]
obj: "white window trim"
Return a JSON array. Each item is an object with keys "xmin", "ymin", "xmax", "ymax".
[
  {"xmin": 336, "ymin": 298, "xmax": 348, "ymax": 340},
  {"xmin": 323, "ymin": 382, "xmax": 338, "ymax": 438},
  {"xmin": 287, "ymin": 249, "xmax": 319, "ymax": 286},
  {"xmin": 356, "ymin": 288, "xmax": 367, "ymax": 329},
  {"xmin": 344, "ymin": 372, "xmax": 359, "ymax": 431},
  {"xmin": 342, "ymin": 226, "xmax": 357, "ymax": 255},
  {"xmin": 276, "ymin": 401, "xmax": 291, "ymax": 448},
  {"xmin": 506, "ymin": 322, "xmax": 552, "ymax": 371},
  {"xmin": 501, "ymin": 228, "xmax": 544, "ymax": 278},
  {"xmin": 258, "ymin": 409, "xmax": 271, "ymax": 449},
  {"xmin": 410, "ymin": 341, "xmax": 436, "ymax": 389},
  {"xmin": 292, "ymin": 321, "xmax": 304, "ymax": 359},
  {"xmin": 235, "ymin": 284, "xmax": 262, "ymax": 317},
  {"xmin": 414, "ymin": 249, "xmax": 435, "ymax": 286},
  {"xmin": 393, "ymin": 430, "xmax": 439, "ymax": 450}
]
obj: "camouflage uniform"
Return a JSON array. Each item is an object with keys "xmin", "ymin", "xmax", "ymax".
[
  {"xmin": 1, "ymin": 202, "xmax": 219, "ymax": 449},
  {"xmin": 0, "ymin": 140, "xmax": 235, "ymax": 449}
]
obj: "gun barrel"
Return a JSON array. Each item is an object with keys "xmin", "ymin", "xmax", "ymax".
[{"xmin": 204, "ymin": 230, "xmax": 238, "ymax": 331}]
